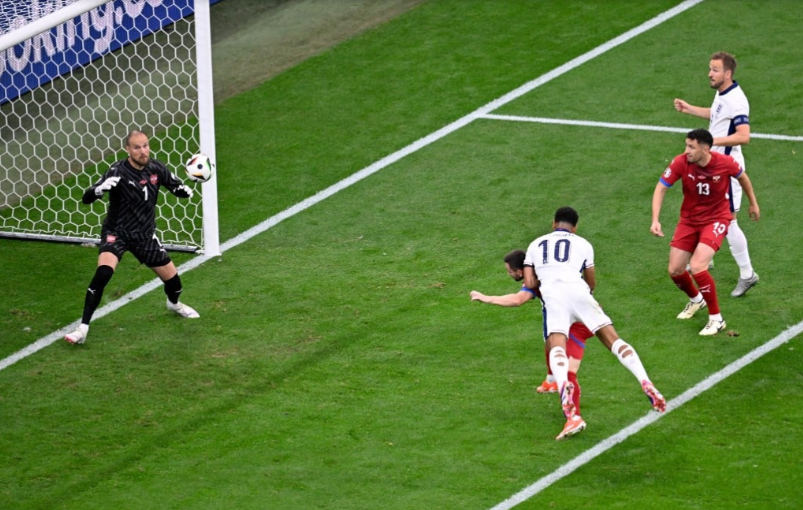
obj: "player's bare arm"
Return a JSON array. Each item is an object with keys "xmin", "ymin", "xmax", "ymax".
[
  {"xmin": 582, "ymin": 266, "xmax": 597, "ymax": 292},
  {"xmin": 470, "ymin": 290, "xmax": 532, "ymax": 307},
  {"xmin": 673, "ymin": 98, "xmax": 710, "ymax": 119},
  {"xmin": 713, "ymin": 123, "xmax": 750, "ymax": 148},
  {"xmin": 650, "ymin": 183, "xmax": 668, "ymax": 237},
  {"xmin": 736, "ymin": 172, "xmax": 760, "ymax": 221},
  {"xmin": 523, "ymin": 266, "xmax": 540, "ymax": 291}
]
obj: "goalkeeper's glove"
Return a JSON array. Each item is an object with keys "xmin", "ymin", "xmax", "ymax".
[
  {"xmin": 175, "ymin": 184, "xmax": 194, "ymax": 199},
  {"xmin": 95, "ymin": 176, "xmax": 121, "ymax": 196}
]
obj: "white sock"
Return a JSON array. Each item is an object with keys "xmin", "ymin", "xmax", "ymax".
[
  {"xmin": 78, "ymin": 323, "xmax": 89, "ymax": 334},
  {"xmin": 548, "ymin": 346, "xmax": 569, "ymax": 392},
  {"xmin": 727, "ymin": 220, "xmax": 754, "ymax": 279},
  {"xmin": 546, "ymin": 374, "xmax": 556, "ymax": 383},
  {"xmin": 611, "ymin": 339, "xmax": 649, "ymax": 383}
]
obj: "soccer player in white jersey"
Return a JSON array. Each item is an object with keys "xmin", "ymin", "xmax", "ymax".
[
  {"xmin": 523, "ymin": 207, "xmax": 666, "ymax": 440},
  {"xmin": 674, "ymin": 51, "xmax": 759, "ymax": 297},
  {"xmin": 470, "ymin": 250, "xmax": 592, "ymax": 421}
]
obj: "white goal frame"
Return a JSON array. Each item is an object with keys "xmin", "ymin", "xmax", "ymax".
[{"xmin": 0, "ymin": 0, "xmax": 219, "ymax": 255}]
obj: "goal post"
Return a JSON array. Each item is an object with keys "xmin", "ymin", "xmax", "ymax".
[
  {"xmin": 193, "ymin": 0, "xmax": 219, "ymax": 257},
  {"xmin": 0, "ymin": 0, "xmax": 220, "ymax": 255}
]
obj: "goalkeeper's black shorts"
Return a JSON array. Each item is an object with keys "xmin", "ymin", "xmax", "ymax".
[{"xmin": 99, "ymin": 230, "xmax": 172, "ymax": 268}]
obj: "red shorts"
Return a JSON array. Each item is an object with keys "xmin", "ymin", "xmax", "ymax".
[
  {"xmin": 670, "ymin": 220, "xmax": 729, "ymax": 253},
  {"xmin": 566, "ymin": 322, "xmax": 593, "ymax": 360}
]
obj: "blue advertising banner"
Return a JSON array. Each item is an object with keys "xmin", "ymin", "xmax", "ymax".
[{"xmin": 0, "ymin": 0, "xmax": 222, "ymax": 105}]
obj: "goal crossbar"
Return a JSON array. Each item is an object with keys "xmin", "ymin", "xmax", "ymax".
[{"xmin": 0, "ymin": 0, "xmax": 108, "ymax": 53}]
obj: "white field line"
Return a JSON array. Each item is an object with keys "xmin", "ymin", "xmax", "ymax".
[
  {"xmin": 0, "ymin": 0, "xmax": 707, "ymax": 371},
  {"xmin": 488, "ymin": 321, "xmax": 803, "ymax": 510},
  {"xmin": 481, "ymin": 114, "xmax": 803, "ymax": 142}
]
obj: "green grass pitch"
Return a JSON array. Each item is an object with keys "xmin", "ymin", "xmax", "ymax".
[{"xmin": 1, "ymin": 1, "xmax": 802, "ymax": 509}]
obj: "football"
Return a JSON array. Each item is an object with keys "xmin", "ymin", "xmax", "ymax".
[{"xmin": 185, "ymin": 153, "xmax": 215, "ymax": 183}]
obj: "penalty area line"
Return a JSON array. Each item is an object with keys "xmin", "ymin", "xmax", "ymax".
[{"xmin": 488, "ymin": 321, "xmax": 803, "ymax": 510}]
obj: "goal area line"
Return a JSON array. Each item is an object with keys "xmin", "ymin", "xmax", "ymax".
[{"xmin": 480, "ymin": 114, "xmax": 803, "ymax": 142}]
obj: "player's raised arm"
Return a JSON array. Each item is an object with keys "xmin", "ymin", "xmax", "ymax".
[
  {"xmin": 82, "ymin": 171, "xmax": 120, "ymax": 204},
  {"xmin": 172, "ymin": 183, "xmax": 194, "ymax": 199},
  {"xmin": 160, "ymin": 166, "xmax": 194, "ymax": 199},
  {"xmin": 673, "ymin": 98, "xmax": 710, "ymax": 119}
]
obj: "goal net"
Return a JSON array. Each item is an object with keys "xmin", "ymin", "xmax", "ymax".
[{"xmin": 0, "ymin": 0, "xmax": 219, "ymax": 254}]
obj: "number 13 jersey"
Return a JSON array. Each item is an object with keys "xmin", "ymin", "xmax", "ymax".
[{"xmin": 660, "ymin": 151, "xmax": 743, "ymax": 226}]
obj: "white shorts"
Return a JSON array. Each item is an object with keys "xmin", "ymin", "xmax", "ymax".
[
  {"xmin": 729, "ymin": 176, "xmax": 742, "ymax": 213},
  {"xmin": 728, "ymin": 153, "xmax": 746, "ymax": 213},
  {"xmin": 540, "ymin": 281, "xmax": 611, "ymax": 336}
]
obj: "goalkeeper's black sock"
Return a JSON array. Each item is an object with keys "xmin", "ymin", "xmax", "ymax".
[
  {"xmin": 163, "ymin": 273, "xmax": 183, "ymax": 304},
  {"xmin": 82, "ymin": 265, "xmax": 115, "ymax": 324}
]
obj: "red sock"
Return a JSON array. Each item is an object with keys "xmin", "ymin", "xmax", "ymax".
[
  {"xmin": 692, "ymin": 270, "xmax": 720, "ymax": 314},
  {"xmin": 545, "ymin": 344, "xmax": 552, "ymax": 376},
  {"xmin": 671, "ymin": 271, "xmax": 699, "ymax": 299},
  {"xmin": 568, "ymin": 371, "xmax": 581, "ymax": 417}
]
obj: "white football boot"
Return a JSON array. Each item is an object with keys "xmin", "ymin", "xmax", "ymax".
[
  {"xmin": 699, "ymin": 319, "xmax": 726, "ymax": 336},
  {"xmin": 677, "ymin": 299, "xmax": 707, "ymax": 319},
  {"xmin": 167, "ymin": 299, "xmax": 200, "ymax": 318},
  {"xmin": 65, "ymin": 324, "xmax": 89, "ymax": 345}
]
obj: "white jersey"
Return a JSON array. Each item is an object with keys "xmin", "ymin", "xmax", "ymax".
[
  {"xmin": 524, "ymin": 229, "xmax": 611, "ymax": 335},
  {"xmin": 524, "ymin": 229, "xmax": 594, "ymax": 289},
  {"xmin": 710, "ymin": 81, "xmax": 749, "ymax": 211},
  {"xmin": 709, "ymin": 81, "xmax": 749, "ymax": 168}
]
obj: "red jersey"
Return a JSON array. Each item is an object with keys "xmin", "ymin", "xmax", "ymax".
[{"xmin": 659, "ymin": 151, "xmax": 743, "ymax": 226}]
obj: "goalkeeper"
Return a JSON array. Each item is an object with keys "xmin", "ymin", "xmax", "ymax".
[{"xmin": 65, "ymin": 130, "xmax": 199, "ymax": 345}]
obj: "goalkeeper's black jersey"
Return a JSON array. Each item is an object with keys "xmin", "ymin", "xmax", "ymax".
[{"xmin": 83, "ymin": 158, "xmax": 186, "ymax": 240}]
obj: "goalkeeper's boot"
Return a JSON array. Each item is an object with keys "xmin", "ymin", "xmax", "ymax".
[
  {"xmin": 556, "ymin": 415, "xmax": 586, "ymax": 441},
  {"xmin": 536, "ymin": 379, "xmax": 558, "ymax": 394},
  {"xmin": 167, "ymin": 299, "xmax": 200, "ymax": 318},
  {"xmin": 677, "ymin": 299, "xmax": 707, "ymax": 319},
  {"xmin": 642, "ymin": 380, "xmax": 666, "ymax": 412},
  {"xmin": 65, "ymin": 324, "xmax": 89, "ymax": 345}
]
